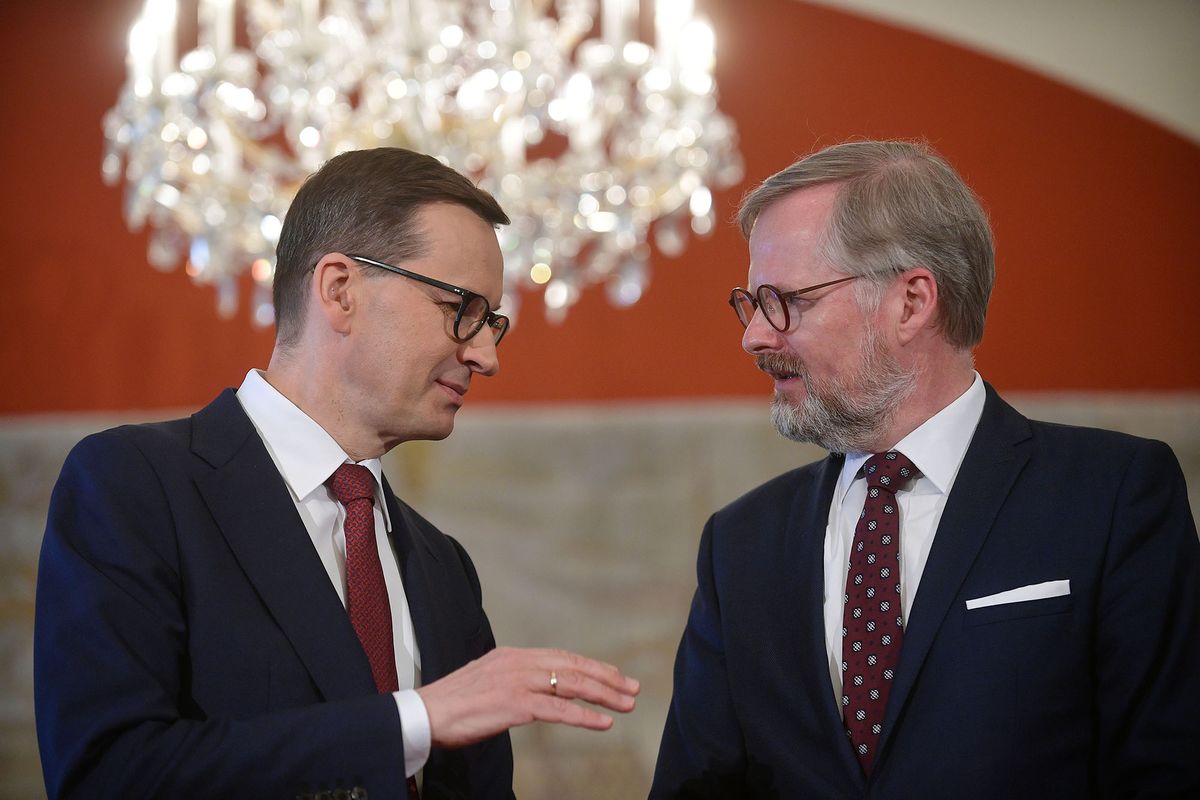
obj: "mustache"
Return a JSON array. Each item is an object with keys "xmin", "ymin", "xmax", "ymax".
[{"xmin": 755, "ymin": 353, "xmax": 805, "ymax": 376}]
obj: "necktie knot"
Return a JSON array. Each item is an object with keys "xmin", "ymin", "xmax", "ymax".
[
  {"xmin": 863, "ymin": 451, "xmax": 921, "ymax": 492},
  {"xmin": 326, "ymin": 463, "xmax": 376, "ymax": 506}
]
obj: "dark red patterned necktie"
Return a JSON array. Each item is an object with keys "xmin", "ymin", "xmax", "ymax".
[
  {"xmin": 841, "ymin": 451, "xmax": 921, "ymax": 774},
  {"xmin": 326, "ymin": 464, "xmax": 399, "ymax": 694}
]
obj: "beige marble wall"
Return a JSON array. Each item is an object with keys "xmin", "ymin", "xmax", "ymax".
[{"xmin": 3, "ymin": 395, "xmax": 1197, "ymax": 799}]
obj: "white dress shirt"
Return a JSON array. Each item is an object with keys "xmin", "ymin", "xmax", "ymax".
[
  {"xmin": 236, "ymin": 369, "xmax": 431, "ymax": 777},
  {"xmin": 822, "ymin": 372, "xmax": 986, "ymax": 703}
]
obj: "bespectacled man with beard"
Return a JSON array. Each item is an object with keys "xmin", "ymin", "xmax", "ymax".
[{"xmin": 651, "ymin": 140, "xmax": 1199, "ymax": 798}]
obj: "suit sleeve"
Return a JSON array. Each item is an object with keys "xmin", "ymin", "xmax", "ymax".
[
  {"xmin": 650, "ymin": 514, "xmax": 749, "ymax": 799},
  {"xmin": 1094, "ymin": 439, "xmax": 1200, "ymax": 798},
  {"xmin": 35, "ymin": 431, "xmax": 407, "ymax": 800}
]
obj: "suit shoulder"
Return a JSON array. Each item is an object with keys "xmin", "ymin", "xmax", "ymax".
[
  {"xmin": 1025, "ymin": 417, "xmax": 1179, "ymax": 465},
  {"xmin": 716, "ymin": 457, "xmax": 835, "ymax": 521},
  {"xmin": 65, "ymin": 416, "xmax": 193, "ymax": 471}
]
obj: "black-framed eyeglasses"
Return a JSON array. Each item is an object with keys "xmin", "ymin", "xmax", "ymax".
[
  {"xmin": 728, "ymin": 275, "xmax": 857, "ymax": 332},
  {"xmin": 350, "ymin": 255, "xmax": 510, "ymax": 345}
]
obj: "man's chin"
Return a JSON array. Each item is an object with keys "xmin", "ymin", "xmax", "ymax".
[
  {"xmin": 425, "ymin": 419, "xmax": 456, "ymax": 441},
  {"xmin": 769, "ymin": 391, "xmax": 857, "ymax": 452},
  {"xmin": 770, "ymin": 395, "xmax": 814, "ymax": 444},
  {"xmin": 397, "ymin": 414, "xmax": 457, "ymax": 445}
]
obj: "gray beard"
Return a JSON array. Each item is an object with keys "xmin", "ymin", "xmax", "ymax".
[{"xmin": 767, "ymin": 327, "xmax": 917, "ymax": 454}]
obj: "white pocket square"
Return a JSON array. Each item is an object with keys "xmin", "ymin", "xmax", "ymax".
[{"xmin": 965, "ymin": 579, "xmax": 1070, "ymax": 610}]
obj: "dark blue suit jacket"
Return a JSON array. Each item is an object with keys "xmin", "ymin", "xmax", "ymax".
[
  {"xmin": 35, "ymin": 389, "xmax": 514, "ymax": 799},
  {"xmin": 652, "ymin": 384, "xmax": 1200, "ymax": 798}
]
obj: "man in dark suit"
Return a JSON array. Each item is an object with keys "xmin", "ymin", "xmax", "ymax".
[
  {"xmin": 35, "ymin": 147, "xmax": 639, "ymax": 799},
  {"xmin": 651, "ymin": 140, "xmax": 1200, "ymax": 797}
]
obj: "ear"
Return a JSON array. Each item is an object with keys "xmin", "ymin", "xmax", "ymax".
[
  {"xmin": 895, "ymin": 267, "xmax": 938, "ymax": 346},
  {"xmin": 311, "ymin": 252, "xmax": 357, "ymax": 335}
]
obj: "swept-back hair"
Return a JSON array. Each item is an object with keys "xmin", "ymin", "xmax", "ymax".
[
  {"xmin": 738, "ymin": 140, "xmax": 994, "ymax": 348},
  {"xmin": 273, "ymin": 147, "xmax": 509, "ymax": 347}
]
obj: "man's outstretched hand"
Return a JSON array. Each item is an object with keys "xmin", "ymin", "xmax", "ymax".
[{"xmin": 416, "ymin": 647, "xmax": 640, "ymax": 748}]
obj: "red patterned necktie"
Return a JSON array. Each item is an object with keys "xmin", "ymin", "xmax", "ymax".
[
  {"xmin": 327, "ymin": 465, "xmax": 421, "ymax": 799},
  {"xmin": 326, "ymin": 464, "xmax": 399, "ymax": 694},
  {"xmin": 841, "ymin": 451, "xmax": 921, "ymax": 774}
]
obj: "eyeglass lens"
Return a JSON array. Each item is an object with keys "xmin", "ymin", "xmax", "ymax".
[
  {"xmin": 458, "ymin": 295, "xmax": 489, "ymax": 340},
  {"xmin": 757, "ymin": 287, "xmax": 785, "ymax": 328},
  {"xmin": 731, "ymin": 289, "xmax": 756, "ymax": 328},
  {"xmin": 457, "ymin": 294, "xmax": 508, "ymax": 344},
  {"xmin": 730, "ymin": 286, "xmax": 789, "ymax": 331}
]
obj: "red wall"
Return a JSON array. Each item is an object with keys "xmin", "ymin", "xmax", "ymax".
[{"xmin": 2, "ymin": 0, "xmax": 1198, "ymax": 414}]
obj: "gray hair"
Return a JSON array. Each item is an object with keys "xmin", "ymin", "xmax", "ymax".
[{"xmin": 737, "ymin": 140, "xmax": 994, "ymax": 349}]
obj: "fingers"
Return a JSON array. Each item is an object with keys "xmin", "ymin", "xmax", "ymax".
[
  {"xmin": 524, "ymin": 692, "xmax": 617, "ymax": 731},
  {"xmin": 524, "ymin": 647, "xmax": 642, "ymax": 700},
  {"xmin": 534, "ymin": 663, "xmax": 637, "ymax": 714},
  {"xmin": 418, "ymin": 646, "xmax": 639, "ymax": 749}
]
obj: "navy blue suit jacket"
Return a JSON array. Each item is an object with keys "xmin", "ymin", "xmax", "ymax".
[
  {"xmin": 35, "ymin": 389, "xmax": 514, "ymax": 799},
  {"xmin": 652, "ymin": 384, "xmax": 1200, "ymax": 798}
]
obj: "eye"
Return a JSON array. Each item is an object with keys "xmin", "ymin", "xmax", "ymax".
[
  {"xmin": 435, "ymin": 300, "xmax": 460, "ymax": 318},
  {"xmin": 786, "ymin": 294, "xmax": 814, "ymax": 311}
]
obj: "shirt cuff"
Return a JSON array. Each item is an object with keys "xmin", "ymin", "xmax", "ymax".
[{"xmin": 394, "ymin": 689, "xmax": 431, "ymax": 778}]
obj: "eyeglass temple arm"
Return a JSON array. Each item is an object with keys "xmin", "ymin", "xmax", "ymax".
[
  {"xmin": 780, "ymin": 274, "xmax": 857, "ymax": 298},
  {"xmin": 348, "ymin": 254, "xmax": 469, "ymax": 298}
]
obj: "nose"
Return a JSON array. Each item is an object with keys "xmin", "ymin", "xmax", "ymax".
[
  {"xmin": 461, "ymin": 325, "xmax": 500, "ymax": 376},
  {"xmin": 741, "ymin": 307, "xmax": 785, "ymax": 356}
]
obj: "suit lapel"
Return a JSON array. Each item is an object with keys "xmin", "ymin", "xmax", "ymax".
[
  {"xmin": 785, "ymin": 454, "xmax": 868, "ymax": 784},
  {"xmin": 191, "ymin": 390, "xmax": 377, "ymax": 701},
  {"xmin": 381, "ymin": 482, "xmax": 464, "ymax": 685},
  {"xmin": 383, "ymin": 485, "xmax": 498, "ymax": 798},
  {"xmin": 876, "ymin": 384, "xmax": 1032, "ymax": 761}
]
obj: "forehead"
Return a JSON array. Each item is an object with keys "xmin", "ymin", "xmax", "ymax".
[
  {"xmin": 746, "ymin": 182, "xmax": 840, "ymax": 288},
  {"xmin": 409, "ymin": 203, "xmax": 505, "ymax": 306}
]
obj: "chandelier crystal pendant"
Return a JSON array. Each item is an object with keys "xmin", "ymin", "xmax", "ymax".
[{"xmin": 103, "ymin": 0, "xmax": 743, "ymax": 325}]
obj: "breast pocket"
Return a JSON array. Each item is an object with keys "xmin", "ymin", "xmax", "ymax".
[{"xmin": 965, "ymin": 593, "xmax": 1074, "ymax": 627}]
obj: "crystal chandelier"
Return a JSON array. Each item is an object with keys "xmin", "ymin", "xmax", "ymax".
[{"xmin": 103, "ymin": 0, "xmax": 743, "ymax": 325}]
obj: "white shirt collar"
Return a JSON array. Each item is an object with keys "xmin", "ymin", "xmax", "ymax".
[
  {"xmin": 836, "ymin": 372, "xmax": 986, "ymax": 502},
  {"xmin": 235, "ymin": 369, "xmax": 392, "ymax": 531}
]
